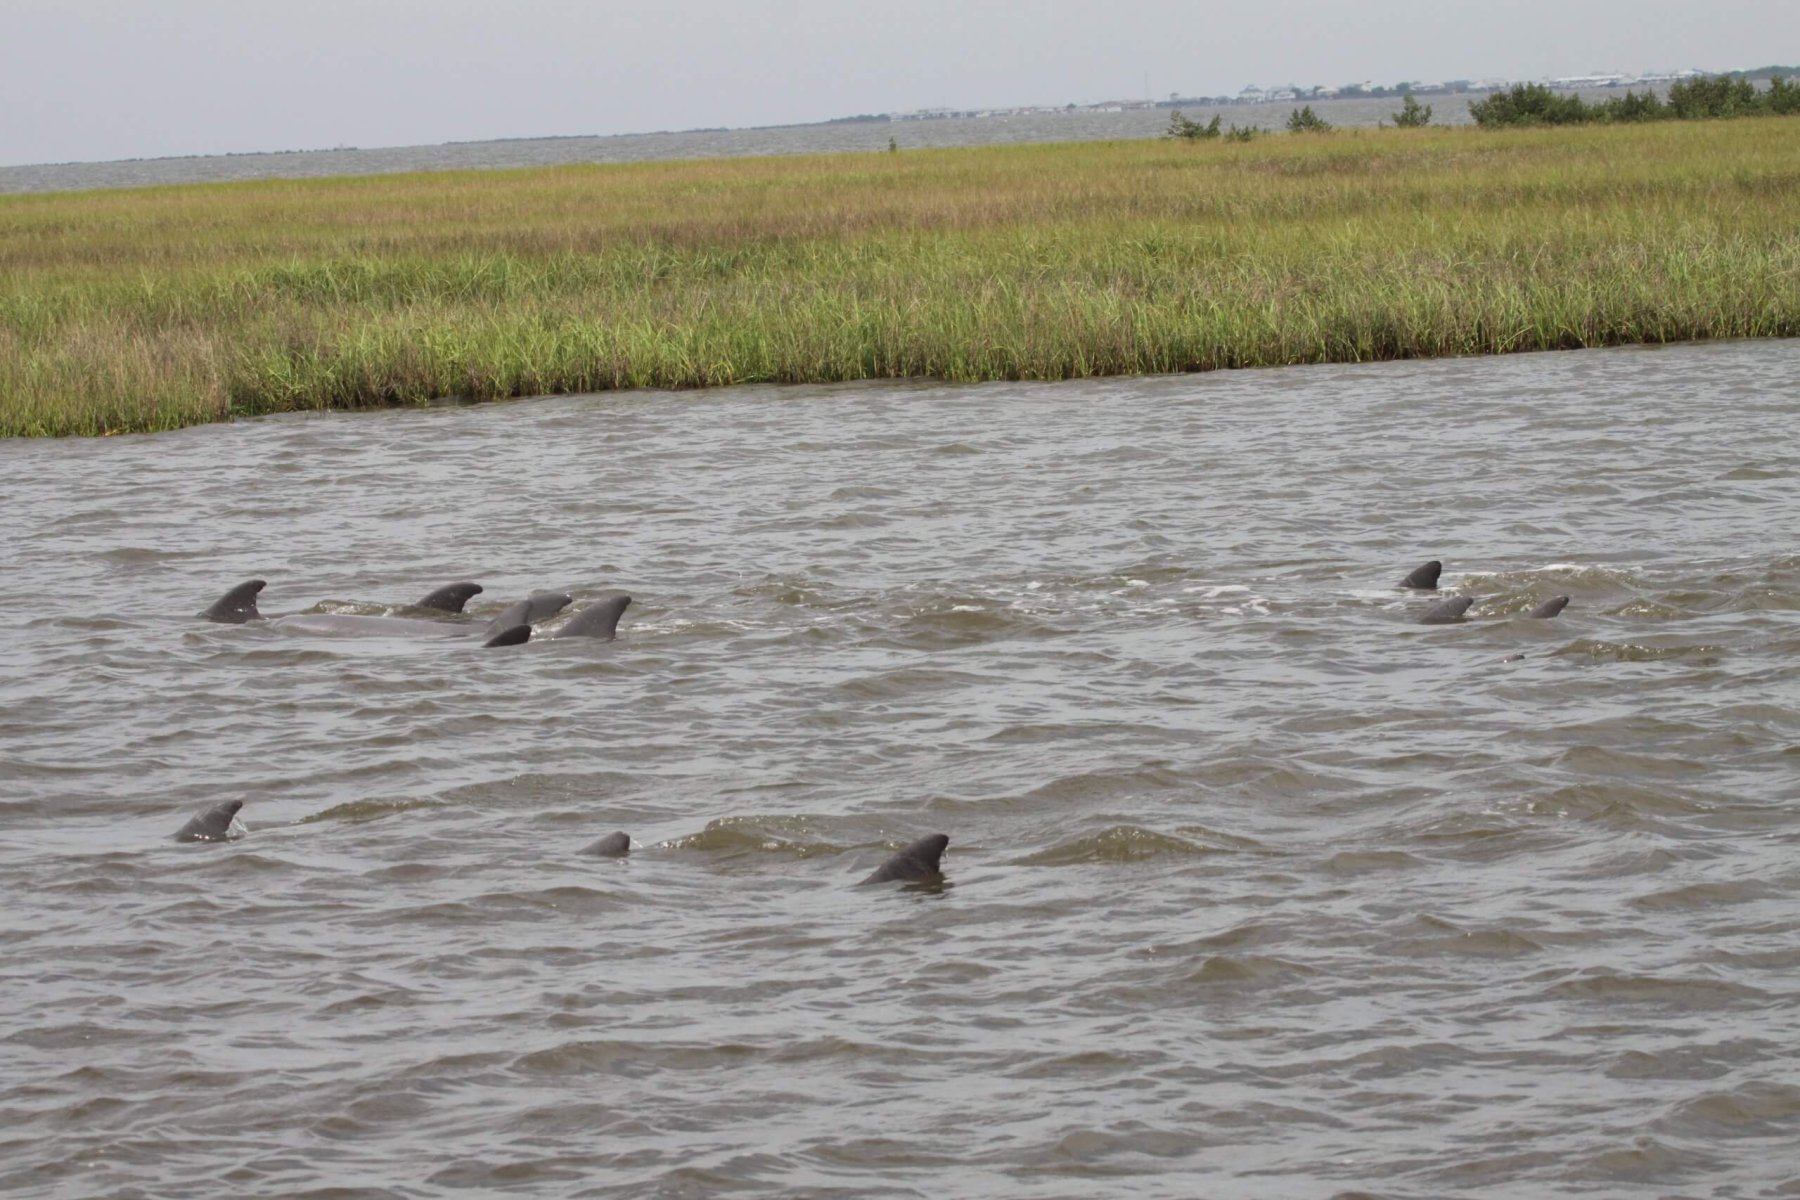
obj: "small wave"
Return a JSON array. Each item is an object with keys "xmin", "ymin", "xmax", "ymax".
[
  {"xmin": 1667, "ymin": 1083, "xmax": 1800, "ymax": 1136},
  {"xmin": 826, "ymin": 485, "xmax": 901, "ymax": 500},
  {"xmin": 1177, "ymin": 954, "xmax": 1317, "ymax": 986},
  {"xmin": 1322, "ymin": 849, "xmax": 1423, "ymax": 876},
  {"xmin": 1557, "ymin": 638, "xmax": 1725, "ymax": 664},
  {"xmin": 301, "ymin": 797, "xmax": 440, "ymax": 825},
  {"xmin": 1465, "ymin": 563, "xmax": 1641, "ymax": 593},
  {"xmin": 1630, "ymin": 880, "xmax": 1781, "ymax": 911},
  {"xmin": 832, "ymin": 666, "xmax": 995, "ymax": 702},
  {"xmin": 1538, "ymin": 969, "xmax": 1768, "ymax": 1008},
  {"xmin": 1567, "ymin": 1136, "xmax": 1694, "ymax": 1182},
  {"xmin": 1015, "ymin": 766, "xmax": 1188, "ymax": 805},
  {"xmin": 1394, "ymin": 921, "xmax": 1545, "ymax": 958},
  {"xmin": 815, "ymin": 511, "xmax": 889, "ymax": 530},
  {"xmin": 661, "ymin": 815, "xmax": 840, "ymax": 859},
  {"xmin": 1012, "ymin": 825, "xmax": 1226, "ymax": 866}
]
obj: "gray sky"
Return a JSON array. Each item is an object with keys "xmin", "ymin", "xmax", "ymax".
[{"xmin": 3, "ymin": 0, "xmax": 1791, "ymax": 166}]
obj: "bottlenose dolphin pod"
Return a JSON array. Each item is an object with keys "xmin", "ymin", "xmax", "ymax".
[
  {"xmin": 552, "ymin": 595, "xmax": 632, "ymax": 641},
  {"xmin": 859, "ymin": 833, "xmax": 950, "ymax": 885},
  {"xmin": 198, "ymin": 581, "xmax": 575, "ymax": 646},
  {"xmin": 1400, "ymin": 561, "xmax": 1442, "ymax": 591},
  {"xmin": 1527, "ymin": 595, "xmax": 1570, "ymax": 619},
  {"xmin": 582, "ymin": 831, "xmax": 632, "ymax": 857},
  {"xmin": 202, "ymin": 580, "xmax": 494, "ymax": 626},
  {"xmin": 174, "ymin": 799, "xmax": 247, "ymax": 843},
  {"xmin": 1417, "ymin": 596, "xmax": 1474, "ymax": 625}
]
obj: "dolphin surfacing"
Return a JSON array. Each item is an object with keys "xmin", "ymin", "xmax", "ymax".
[
  {"xmin": 859, "ymin": 833, "xmax": 950, "ymax": 885},
  {"xmin": 174, "ymin": 799, "xmax": 247, "ymax": 843},
  {"xmin": 1527, "ymin": 595, "xmax": 1570, "ymax": 619},
  {"xmin": 582, "ymin": 831, "xmax": 632, "ymax": 857},
  {"xmin": 485, "ymin": 592, "xmax": 572, "ymax": 639},
  {"xmin": 552, "ymin": 595, "xmax": 632, "ymax": 641},
  {"xmin": 201, "ymin": 580, "xmax": 266, "ymax": 624},
  {"xmin": 414, "ymin": 582, "xmax": 484, "ymax": 614},
  {"xmin": 1399, "ymin": 561, "xmax": 1442, "ymax": 591},
  {"xmin": 1417, "ymin": 596, "xmax": 1474, "ymax": 625}
]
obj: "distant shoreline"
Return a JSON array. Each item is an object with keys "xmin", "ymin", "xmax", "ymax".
[{"xmin": 4, "ymin": 63, "xmax": 1795, "ymax": 189}]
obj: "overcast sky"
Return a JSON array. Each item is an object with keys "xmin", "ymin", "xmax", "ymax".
[{"xmin": 3, "ymin": 0, "xmax": 1791, "ymax": 166}]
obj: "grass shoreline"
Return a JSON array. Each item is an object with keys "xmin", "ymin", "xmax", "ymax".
[{"xmin": 4, "ymin": 119, "xmax": 1799, "ymax": 437}]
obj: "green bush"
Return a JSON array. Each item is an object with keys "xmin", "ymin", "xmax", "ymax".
[
  {"xmin": 1286, "ymin": 105, "xmax": 1333, "ymax": 133},
  {"xmin": 1594, "ymin": 89, "xmax": 1666, "ymax": 122},
  {"xmin": 1165, "ymin": 110, "xmax": 1222, "ymax": 140},
  {"xmin": 1667, "ymin": 75, "xmax": 1762, "ymax": 118},
  {"xmin": 1392, "ymin": 95, "xmax": 1433, "ymax": 127},
  {"xmin": 1224, "ymin": 123, "xmax": 1259, "ymax": 142},
  {"xmin": 1468, "ymin": 83, "xmax": 1590, "ymax": 127},
  {"xmin": 1472, "ymin": 74, "xmax": 1800, "ymax": 128},
  {"xmin": 1768, "ymin": 75, "xmax": 1800, "ymax": 115}
]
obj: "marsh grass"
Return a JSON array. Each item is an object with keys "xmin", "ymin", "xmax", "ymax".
[{"xmin": 4, "ymin": 121, "xmax": 1799, "ymax": 435}]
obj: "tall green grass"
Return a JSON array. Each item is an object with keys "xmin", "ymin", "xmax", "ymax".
[{"xmin": 3, "ymin": 120, "xmax": 1799, "ymax": 436}]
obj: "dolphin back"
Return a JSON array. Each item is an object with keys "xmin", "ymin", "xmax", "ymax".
[
  {"xmin": 1417, "ymin": 596, "xmax": 1474, "ymax": 625},
  {"xmin": 859, "ymin": 833, "xmax": 950, "ymax": 885},
  {"xmin": 552, "ymin": 595, "xmax": 633, "ymax": 641},
  {"xmin": 415, "ymin": 582, "xmax": 483, "ymax": 613},
  {"xmin": 174, "ymin": 799, "xmax": 247, "ymax": 843},
  {"xmin": 201, "ymin": 580, "xmax": 266, "ymax": 624},
  {"xmin": 582, "ymin": 831, "xmax": 632, "ymax": 857},
  {"xmin": 1527, "ymin": 595, "xmax": 1570, "ymax": 619},
  {"xmin": 485, "ymin": 592, "xmax": 573, "ymax": 636},
  {"xmin": 1399, "ymin": 560, "xmax": 1442, "ymax": 590}
]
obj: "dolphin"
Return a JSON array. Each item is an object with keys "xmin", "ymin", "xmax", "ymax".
[
  {"xmin": 174, "ymin": 799, "xmax": 247, "ymax": 843},
  {"xmin": 582, "ymin": 831, "xmax": 632, "ymax": 857},
  {"xmin": 551, "ymin": 595, "xmax": 632, "ymax": 641},
  {"xmin": 1417, "ymin": 595, "xmax": 1473, "ymax": 625},
  {"xmin": 1399, "ymin": 561, "xmax": 1442, "ymax": 590},
  {"xmin": 201, "ymin": 579, "xmax": 266, "ymax": 624},
  {"xmin": 483, "ymin": 591, "xmax": 573, "ymax": 639},
  {"xmin": 859, "ymin": 833, "xmax": 950, "ymax": 885},
  {"xmin": 413, "ymin": 582, "xmax": 484, "ymax": 614},
  {"xmin": 1527, "ymin": 595, "xmax": 1570, "ymax": 619}
]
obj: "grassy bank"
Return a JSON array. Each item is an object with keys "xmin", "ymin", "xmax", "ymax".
[{"xmin": 4, "ymin": 119, "xmax": 1799, "ymax": 436}]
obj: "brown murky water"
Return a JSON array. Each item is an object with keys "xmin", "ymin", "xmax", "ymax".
[{"xmin": 2, "ymin": 340, "xmax": 1797, "ymax": 1198}]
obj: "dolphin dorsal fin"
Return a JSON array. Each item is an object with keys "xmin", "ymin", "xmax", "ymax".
[
  {"xmin": 200, "ymin": 580, "xmax": 266, "ymax": 624},
  {"xmin": 551, "ymin": 595, "xmax": 632, "ymax": 641},
  {"xmin": 415, "ymin": 582, "xmax": 483, "ymax": 613}
]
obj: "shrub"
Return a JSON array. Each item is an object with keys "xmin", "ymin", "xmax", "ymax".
[
  {"xmin": 1468, "ymin": 82, "xmax": 1591, "ymax": 126},
  {"xmin": 1225, "ymin": 123, "xmax": 1259, "ymax": 142},
  {"xmin": 1392, "ymin": 95, "xmax": 1433, "ymax": 127},
  {"xmin": 1667, "ymin": 75, "xmax": 1762, "ymax": 119},
  {"xmin": 1286, "ymin": 105, "xmax": 1333, "ymax": 133},
  {"xmin": 1594, "ymin": 89, "xmax": 1666, "ymax": 122},
  {"xmin": 1768, "ymin": 75, "xmax": 1800, "ymax": 115},
  {"xmin": 1165, "ymin": 110, "xmax": 1223, "ymax": 140}
]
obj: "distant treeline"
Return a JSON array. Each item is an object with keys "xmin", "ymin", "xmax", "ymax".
[
  {"xmin": 1722, "ymin": 64, "xmax": 1800, "ymax": 80},
  {"xmin": 1471, "ymin": 75, "xmax": 1800, "ymax": 126}
]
